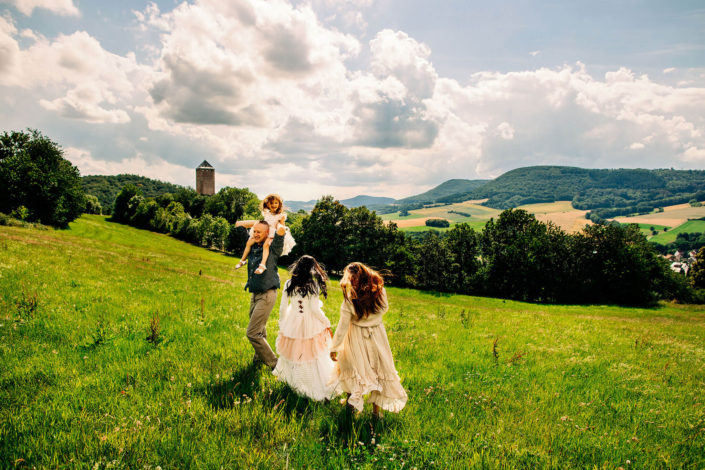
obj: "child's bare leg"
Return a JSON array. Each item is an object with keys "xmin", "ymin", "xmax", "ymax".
[
  {"xmin": 372, "ymin": 403, "xmax": 382, "ymax": 418},
  {"xmin": 254, "ymin": 237, "xmax": 273, "ymax": 274},
  {"xmin": 236, "ymin": 237, "xmax": 255, "ymax": 269}
]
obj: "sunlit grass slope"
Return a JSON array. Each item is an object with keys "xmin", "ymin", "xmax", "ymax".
[{"xmin": 1, "ymin": 215, "xmax": 704, "ymax": 468}]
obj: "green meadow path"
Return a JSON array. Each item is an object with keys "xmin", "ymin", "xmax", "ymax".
[{"xmin": 1, "ymin": 215, "xmax": 704, "ymax": 468}]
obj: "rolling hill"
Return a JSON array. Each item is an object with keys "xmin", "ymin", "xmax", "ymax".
[
  {"xmin": 82, "ymin": 174, "xmax": 185, "ymax": 213},
  {"xmin": 440, "ymin": 166, "xmax": 705, "ymax": 214},
  {"xmin": 396, "ymin": 178, "xmax": 489, "ymax": 205}
]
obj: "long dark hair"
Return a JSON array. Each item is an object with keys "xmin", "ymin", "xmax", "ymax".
[
  {"xmin": 341, "ymin": 262, "xmax": 385, "ymax": 320},
  {"xmin": 285, "ymin": 255, "xmax": 328, "ymax": 298}
]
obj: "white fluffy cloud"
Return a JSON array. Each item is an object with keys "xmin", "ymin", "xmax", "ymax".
[
  {"xmin": 3, "ymin": 0, "xmax": 79, "ymax": 17},
  {"xmin": 2, "ymin": 1, "xmax": 705, "ymax": 200}
]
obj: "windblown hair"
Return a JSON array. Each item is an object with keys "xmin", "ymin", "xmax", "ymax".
[
  {"xmin": 285, "ymin": 255, "xmax": 329, "ymax": 299},
  {"xmin": 261, "ymin": 193, "xmax": 284, "ymax": 215},
  {"xmin": 341, "ymin": 262, "xmax": 385, "ymax": 320}
]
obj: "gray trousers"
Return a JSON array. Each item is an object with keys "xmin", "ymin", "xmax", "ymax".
[{"xmin": 246, "ymin": 288, "xmax": 278, "ymax": 368}]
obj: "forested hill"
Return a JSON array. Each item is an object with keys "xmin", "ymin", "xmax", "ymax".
[
  {"xmin": 397, "ymin": 179, "xmax": 489, "ymax": 205},
  {"xmin": 437, "ymin": 166, "xmax": 705, "ymax": 217},
  {"xmin": 82, "ymin": 174, "xmax": 184, "ymax": 213}
]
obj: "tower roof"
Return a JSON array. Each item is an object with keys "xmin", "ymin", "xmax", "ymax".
[{"xmin": 197, "ymin": 160, "xmax": 214, "ymax": 169}]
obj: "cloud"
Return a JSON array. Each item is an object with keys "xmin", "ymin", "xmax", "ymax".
[
  {"xmin": 3, "ymin": 0, "xmax": 79, "ymax": 17},
  {"xmin": 2, "ymin": 1, "xmax": 705, "ymax": 201},
  {"xmin": 0, "ymin": 27, "xmax": 142, "ymax": 124},
  {"xmin": 497, "ymin": 122, "xmax": 515, "ymax": 140},
  {"xmin": 64, "ymin": 146, "xmax": 196, "ymax": 186},
  {"xmin": 529, "ymin": 50, "xmax": 541, "ymax": 57},
  {"xmin": 40, "ymin": 84, "xmax": 130, "ymax": 123}
]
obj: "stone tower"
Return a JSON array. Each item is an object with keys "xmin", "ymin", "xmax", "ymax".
[{"xmin": 196, "ymin": 160, "xmax": 215, "ymax": 196}]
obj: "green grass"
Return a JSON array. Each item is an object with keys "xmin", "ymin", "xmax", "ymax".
[
  {"xmin": 400, "ymin": 220, "xmax": 489, "ymax": 233},
  {"xmin": 618, "ymin": 222, "xmax": 671, "ymax": 239},
  {"xmin": 650, "ymin": 220, "xmax": 705, "ymax": 244},
  {"xmin": 2, "ymin": 215, "xmax": 705, "ymax": 468}
]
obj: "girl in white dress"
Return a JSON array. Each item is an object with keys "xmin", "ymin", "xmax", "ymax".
[
  {"xmin": 235, "ymin": 194, "xmax": 296, "ymax": 274},
  {"xmin": 272, "ymin": 255, "xmax": 336, "ymax": 401},
  {"xmin": 330, "ymin": 262, "xmax": 407, "ymax": 417}
]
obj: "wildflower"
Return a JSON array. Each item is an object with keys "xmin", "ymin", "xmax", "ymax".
[{"xmin": 187, "ymin": 383, "xmax": 191, "ymax": 388}]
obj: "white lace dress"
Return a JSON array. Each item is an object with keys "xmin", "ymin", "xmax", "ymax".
[
  {"xmin": 257, "ymin": 209, "xmax": 296, "ymax": 256},
  {"xmin": 272, "ymin": 282, "xmax": 336, "ymax": 401}
]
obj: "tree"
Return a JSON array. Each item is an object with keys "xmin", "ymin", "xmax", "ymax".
[
  {"xmin": 415, "ymin": 231, "xmax": 453, "ymax": 291},
  {"xmin": 0, "ymin": 129, "xmax": 85, "ymax": 227},
  {"xmin": 481, "ymin": 209, "xmax": 568, "ymax": 302},
  {"xmin": 84, "ymin": 194, "xmax": 102, "ymax": 215},
  {"xmin": 112, "ymin": 184, "xmax": 142, "ymax": 222},
  {"xmin": 298, "ymin": 196, "xmax": 348, "ymax": 273},
  {"xmin": 690, "ymin": 247, "xmax": 705, "ymax": 289},
  {"xmin": 444, "ymin": 223, "xmax": 482, "ymax": 294}
]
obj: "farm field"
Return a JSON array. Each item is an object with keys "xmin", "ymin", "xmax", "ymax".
[
  {"xmin": 614, "ymin": 203, "xmax": 705, "ymax": 229},
  {"xmin": 648, "ymin": 219, "xmax": 705, "ymax": 245},
  {"xmin": 1, "ymin": 215, "xmax": 704, "ymax": 468},
  {"xmin": 384, "ymin": 201, "xmax": 590, "ymax": 233}
]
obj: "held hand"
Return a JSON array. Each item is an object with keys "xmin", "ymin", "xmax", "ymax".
[{"xmin": 330, "ymin": 351, "xmax": 337, "ymax": 362}]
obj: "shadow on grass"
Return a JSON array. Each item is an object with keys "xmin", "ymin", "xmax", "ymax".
[
  {"xmin": 202, "ymin": 361, "xmax": 266, "ymax": 409},
  {"xmin": 319, "ymin": 400, "xmax": 400, "ymax": 450}
]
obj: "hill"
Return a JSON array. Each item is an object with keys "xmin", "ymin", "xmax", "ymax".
[
  {"xmin": 396, "ymin": 178, "xmax": 489, "ymax": 205},
  {"xmin": 82, "ymin": 174, "xmax": 185, "ymax": 213},
  {"xmin": 440, "ymin": 166, "xmax": 705, "ymax": 215},
  {"xmin": 1, "ymin": 215, "xmax": 704, "ymax": 467},
  {"xmin": 340, "ymin": 195, "xmax": 396, "ymax": 208}
]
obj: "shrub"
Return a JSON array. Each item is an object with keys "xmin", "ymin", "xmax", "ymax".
[{"xmin": 425, "ymin": 218, "xmax": 450, "ymax": 228}]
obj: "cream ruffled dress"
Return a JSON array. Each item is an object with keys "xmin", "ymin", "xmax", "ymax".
[
  {"xmin": 330, "ymin": 289, "xmax": 407, "ymax": 412},
  {"xmin": 272, "ymin": 281, "xmax": 336, "ymax": 401}
]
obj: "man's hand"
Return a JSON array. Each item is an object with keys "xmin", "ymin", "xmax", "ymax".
[{"xmin": 276, "ymin": 223, "xmax": 286, "ymax": 236}]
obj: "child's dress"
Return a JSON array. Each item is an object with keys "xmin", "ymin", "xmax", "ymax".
[
  {"xmin": 253, "ymin": 209, "xmax": 296, "ymax": 256},
  {"xmin": 272, "ymin": 281, "xmax": 336, "ymax": 401},
  {"xmin": 330, "ymin": 289, "xmax": 407, "ymax": 412}
]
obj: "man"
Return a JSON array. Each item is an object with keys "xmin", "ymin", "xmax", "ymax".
[{"xmin": 243, "ymin": 220, "xmax": 286, "ymax": 369}]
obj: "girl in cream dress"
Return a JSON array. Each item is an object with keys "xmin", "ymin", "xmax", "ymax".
[
  {"xmin": 272, "ymin": 255, "xmax": 336, "ymax": 401},
  {"xmin": 330, "ymin": 262, "xmax": 407, "ymax": 416}
]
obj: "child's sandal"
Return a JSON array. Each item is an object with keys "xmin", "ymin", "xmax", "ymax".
[
  {"xmin": 254, "ymin": 263, "xmax": 267, "ymax": 274},
  {"xmin": 235, "ymin": 260, "xmax": 247, "ymax": 269}
]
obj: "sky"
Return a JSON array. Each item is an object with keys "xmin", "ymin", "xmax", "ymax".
[{"xmin": 0, "ymin": 0, "xmax": 704, "ymax": 201}]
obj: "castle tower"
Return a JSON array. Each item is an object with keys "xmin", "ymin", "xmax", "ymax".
[{"xmin": 196, "ymin": 160, "xmax": 215, "ymax": 196}]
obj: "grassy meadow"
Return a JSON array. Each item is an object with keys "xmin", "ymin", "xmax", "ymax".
[
  {"xmin": 648, "ymin": 220, "xmax": 705, "ymax": 245},
  {"xmin": 1, "ymin": 215, "xmax": 705, "ymax": 468}
]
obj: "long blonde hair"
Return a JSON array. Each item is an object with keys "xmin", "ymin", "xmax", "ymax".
[
  {"xmin": 341, "ymin": 262, "xmax": 385, "ymax": 320},
  {"xmin": 260, "ymin": 193, "xmax": 284, "ymax": 215}
]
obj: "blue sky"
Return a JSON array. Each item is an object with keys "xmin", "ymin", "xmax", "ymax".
[{"xmin": 1, "ymin": 0, "xmax": 704, "ymax": 200}]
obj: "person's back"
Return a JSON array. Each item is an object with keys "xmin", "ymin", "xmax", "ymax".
[
  {"xmin": 272, "ymin": 256, "xmax": 336, "ymax": 401},
  {"xmin": 330, "ymin": 262, "xmax": 407, "ymax": 416}
]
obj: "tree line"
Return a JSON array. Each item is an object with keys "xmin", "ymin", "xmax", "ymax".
[{"xmin": 112, "ymin": 187, "xmax": 699, "ymax": 306}]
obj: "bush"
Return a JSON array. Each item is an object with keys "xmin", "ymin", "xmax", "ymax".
[{"xmin": 425, "ymin": 218, "xmax": 450, "ymax": 228}]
